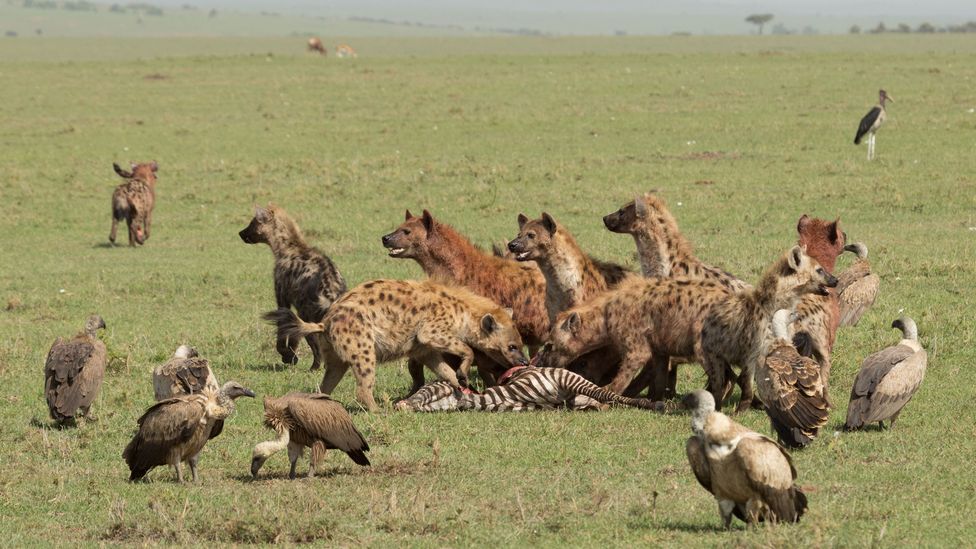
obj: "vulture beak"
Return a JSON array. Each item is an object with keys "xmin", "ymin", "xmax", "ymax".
[
  {"xmin": 243, "ymin": 388, "xmax": 257, "ymax": 398},
  {"xmin": 250, "ymin": 457, "xmax": 264, "ymax": 478},
  {"xmin": 843, "ymin": 243, "xmax": 858, "ymax": 253},
  {"xmin": 99, "ymin": 319, "xmax": 107, "ymax": 330}
]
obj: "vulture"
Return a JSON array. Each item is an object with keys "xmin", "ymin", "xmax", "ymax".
[
  {"xmin": 44, "ymin": 314, "xmax": 108, "ymax": 424},
  {"xmin": 758, "ymin": 309, "xmax": 830, "ymax": 449},
  {"xmin": 837, "ymin": 242, "xmax": 880, "ymax": 327},
  {"xmin": 251, "ymin": 393, "xmax": 370, "ymax": 479},
  {"xmin": 123, "ymin": 381, "xmax": 255, "ymax": 482},
  {"xmin": 684, "ymin": 390, "xmax": 807, "ymax": 528},
  {"xmin": 845, "ymin": 317, "xmax": 927, "ymax": 431},
  {"xmin": 153, "ymin": 345, "xmax": 219, "ymax": 400}
]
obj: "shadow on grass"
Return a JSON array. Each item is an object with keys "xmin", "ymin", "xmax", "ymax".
[
  {"xmin": 243, "ymin": 361, "xmax": 294, "ymax": 372},
  {"xmin": 30, "ymin": 416, "xmax": 76, "ymax": 429},
  {"xmin": 92, "ymin": 242, "xmax": 118, "ymax": 249},
  {"xmin": 658, "ymin": 519, "xmax": 733, "ymax": 533}
]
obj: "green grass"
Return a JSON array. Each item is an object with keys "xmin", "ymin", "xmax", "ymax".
[{"xmin": 1, "ymin": 35, "xmax": 975, "ymax": 545}]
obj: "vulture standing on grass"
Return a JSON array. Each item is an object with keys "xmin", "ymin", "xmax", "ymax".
[
  {"xmin": 684, "ymin": 390, "xmax": 807, "ymax": 528},
  {"xmin": 251, "ymin": 393, "xmax": 370, "ymax": 479},
  {"xmin": 44, "ymin": 314, "xmax": 108, "ymax": 424},
  {"xmin": 845, "ymin": 317, "xmax": 926, "ymax": 431},
  {"xmin": 758, "ymin": 310, "xmax": 830, "ymax": 449},
  {"xmin": 123, "ymin": 381, "xmax": 255, "ymax": 482},
  {"xmin": 836, "ymin": 243, "xmax": 880, "ymax": 327}
]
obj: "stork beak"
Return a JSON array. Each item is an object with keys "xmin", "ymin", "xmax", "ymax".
[{"xmin": 886, "ymin": 94, "xmax": 894, "ymax": 102}]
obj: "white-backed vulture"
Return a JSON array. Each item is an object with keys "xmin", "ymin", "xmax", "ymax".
[
  {"xmin": 684, "ymin": 390, "xmax": 807, "ymax": 528},
  {"xmin": 153, "ymin": 345, "xmax": 219, "ymax": 400},
  {"xmin": 44, "ymin": 314, "xmax": 108, "ymax": 424},
  {"xmin": 757, "ymin": 310, "xmax": 830, "ymax": 449},
  {"xmin": 837, "ymin": 242, "xmax": 879, "ymax": 327},
  {"xmin": 845, "ymin": 317, "xmax": 926, "ymax": 430},
  {"xmin": 123, "ymin": 381, "xmax": 255, "ymax": 482},
  {"xmin": 251, "ymin": 393, "xmax": 370, "ymax": 479}
]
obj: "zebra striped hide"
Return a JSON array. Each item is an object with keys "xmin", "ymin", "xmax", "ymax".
[{"xmin": 394, "ymin": 367, "xmax": 662, "ymax": 412}]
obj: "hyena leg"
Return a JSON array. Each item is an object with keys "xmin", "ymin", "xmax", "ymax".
[
  {"xmin": 623, "ymin": 359, "xmax": 654, "ymax": 397},
  {"xmin": 648, "ymin": 354, "xmax": 674, "ymax": 401},
  {"xmin": 319, "ymin": 348, "xmax": 350, "ymax": 395},
  {"xmin": 109, "ymin": 217, "xmax": 119, "ymax": 244},
  {"xmin": 703, "ymin": 354, "xmax": 733, "ymax": 411},
  {"xmin": 349, "ymin": 348, "xmax": 380, "ymax": 412},
  {"xmin": 418, "ymin": 352, "xmax": 462, "ymax": 387},
  {"xmin": 145, "ymin": 208, "xmax": 153, "ymax": 238},
  {"xmin": 606, "ymin": 344, "xmax": 652, "ymax": 395},
  {"xmin": 306, "ymin": 334, "xmax": 323, "ymax": 371},
  {"xmin": 126, "ymin": 218, "xmax": 136, "ymax": 247},
  {"xmin": 407, "ymin": 358, "xmax": 426, "ymax": 394},
  {"xmin": 416, "ymin": 331, "xmax": 474, "ymax": 387}
]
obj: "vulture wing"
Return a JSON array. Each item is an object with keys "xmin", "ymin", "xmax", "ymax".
[
  {"xmin": 759, "ymin": 344, "xmax": 830, "ymax": 448},
  {"xmin": 838, "ymin": 272, "xmax": 880, "ymax": 327},
  {"xmin": 154, "ymin": 357, "xmax": 217, "ymax": 400},
  {"xmin": 287, "ymin": 394, "xmax": 370, "ymax": 465},
  {"xmin": 44, "ymin": 336, "xmax": 103, "ymax": 421},
  {"xmin": 686, "ymin": 436, "xmax": 712, "ymax": 493},
  {"xmin": 845, "ymin": 344, "xmax": 916, "ymax": 428},
  {"xmin": 860, "ymin": 349, "xmax": 927, "ymax": 425},
  {"xmin": 122, "ymin": 395, "xmax": 208, "ymax": 480},
  {"xmin": 735, "ymin": 435, "xmax": 807, "ymax": 523},
  {"xmin": 854, "ymin": 107, "xmax": 881, "ymax": 144}
]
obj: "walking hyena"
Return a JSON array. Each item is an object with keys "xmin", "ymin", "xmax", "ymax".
[
  {"xmin": 793, "ymin": 215, "xmax": 845, "ymax": 394},
  {"xmin": 535, "ymin": 246, "xmax": 837, "ymax": 410},
  {"xmin": 267, "ymin": 279, "xmax": 529, "ymax": 412},
  {"xmin": 109, "ymin": 161, "xmax": 158, "ymax": 246},
  {"xmin": 239, "ymin": 204, "xmax": 347, "ymax": 370}
]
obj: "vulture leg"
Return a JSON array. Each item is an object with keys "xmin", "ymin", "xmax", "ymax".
[
  {"xmin": 172, "ymin": 460, "xmax": 184, "ymax": 483},
  {"xmin": 319, "ymin": 351, "xmax": 350, "ymax": 395},
  {"xmin": 309, "ymin": 441, "xmax": 326, "ymax": 478},
  {"xmin": 889, "ymin": 410, "xmax": 902, "ymax": 429},
  {"xmin": 746, "ymin": 499, "xmax": 764, "ymax": 526},
  {"xmin": 718, "ymin": 499, "xmax": 736, "ymax": 530},
  {"xmin": 288, "ymin": 442, "xmax": 303, "ymax": 480},
  {"xmin": 188, "ymin": 454, "xmax": 200, "ymax": 483}
]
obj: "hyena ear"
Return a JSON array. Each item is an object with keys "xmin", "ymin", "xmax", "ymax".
[
  {"xmin": 480, "ymin": 314, "xmax": 498, "ymax": 334},
  {"xmin": 540, "ymin": 212, "xmax": 557, "ymax": 235},
  {"xmin": 254, "ymin": 206, "xmax": 270, "ymax": 222},
  {"xmin": 150, "ymin": 161, "xmax": 158, "ymax": 172},
  {"xmin": 787, "ymin": 245, "xmax": 805, "ymax": 271},
  {"xmin": 405, "ymin": 209, "xmax": 414, "ymax": 221},
  {"xmin": 634, "ymin": 195, "xmax": 649, "ymax": 219},
  {"xmin": 828, "ymin": 218, "xmax": 842, "ymax": 245},
  {"xmin": 421, "ymin": 210, "xmax": 435, "ymax": 233},
  {"xmin": 796, "ymin": 214, "xmax": 811, "ymax": 234},
  {"xmin": 517, "ymin": 213, "xmax": 528, "ymax": 229},
  {"xmin": 502, "ymin": 307, "xmax": 514, "ymax": 318},
  {"xmin": 561, "ymin": 312, "xmax": 581, "ymax": 335}
]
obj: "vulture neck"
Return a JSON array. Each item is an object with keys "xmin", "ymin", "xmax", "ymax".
[
  {"xmin": 262, "ymin": 427, "xmax": 291, "ymax": 456},
  {"xmin": 690, "ymin": 411, "xmax": 708, "ymax": 438}
]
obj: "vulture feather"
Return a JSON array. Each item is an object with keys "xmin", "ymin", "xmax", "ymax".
[
  {"xmin": 845, "ymin": 317, "xmax": 926, "ymax": 431},
  {"xmin": 757, "ymin": 310, "xmax": 830, "ymax": 448},
  {"xmin": 251, "ymin": 392, "xmax": 370, "ymax": 479},
  {"xmin": 684, "ymin": 390, "xmax": 807, "ymax": 528},
  {"xmin": 44, "ymin": 315, "xmax": 107, "ymax": 424},
  {"xmin": 837, "ymin": 243, "xmax": 880, "ymax": 327}
]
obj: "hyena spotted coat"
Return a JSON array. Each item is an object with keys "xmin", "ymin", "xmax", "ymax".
[
  {"xmin": 536, "ymin": 246, "xmax": 837, "ymax": 410},
  {"xmin": 109, "ymin": 161, "xmax": 158, "ymax": 246},
  {"xmin": 268, "ymin": 279, "xmax": 528, "ymax": 412},
  {"xmin": 793, "ymin": 215, "xmax": 845, "ymax": 394},
  {"xmin": 240, "ymin": 204, "xmax": 347, "ymax": 370}
]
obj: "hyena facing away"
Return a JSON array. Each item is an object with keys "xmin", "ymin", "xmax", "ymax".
[
  {"xmin": 535, "ymin": 246, "xmax": 837, "ymax": 411},
  {"xmin": 267, "ymin": 279, "xmax": 529, "ymax": 412},
  {"xmin": 240, "ymin": 204, "xmax": 347, "ymax": 370},
  {"xmin": 109, "ymin": 161, "xmax": 158, "ymax": 246}
]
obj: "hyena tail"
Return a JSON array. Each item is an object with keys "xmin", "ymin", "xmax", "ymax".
[
  {"xmin": 574, "ymin": 379, "xmax": 664, "ymax": 411},
  {"xmin": 262, "ymin": 308, "xmax": 326, "ymax": 344},
  {"xmin": 113, "ymin": 162, "xmax": 133, "ymax": 179}
]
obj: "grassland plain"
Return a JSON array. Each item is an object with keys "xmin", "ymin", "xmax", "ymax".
[{"xmin": 0, "ymin": 35, "xmax": 975, "ymax": 546}]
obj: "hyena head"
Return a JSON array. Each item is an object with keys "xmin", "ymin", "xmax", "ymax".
[
  {"xmin": 507, "ymin": 213, "xmax": 558, "ymax": 262},
  {"xmin": 796, "ymin": 215, "xmax": 845, "ymax": 273},
  {"xmin": 238, "ymin": 205, "xmax": 280, "ymax": 245},
  {"xmin": 114, "ymin": 161, "xmax": 158, "ymax": 183},
  {"xmin": 471, "ymin": 309, "xmax": 529, "ymax": 367},
  {"xmin": 775, "ymin": 245, "xmax": 839, "ymax": 303},
  {"xmin": 603, "ymin": 192, "xmax": 664, "ymax": 235},
  {"xmin": 394, "ymin": 381, "xmax": 462, "ymax": 412},
  {"xmin": 381, "ymin": 209, "xmax": 436, "ymax": 260},
  {"xmin": 533, "ymin": 310, "xmax": 597, "ymax": 368}
]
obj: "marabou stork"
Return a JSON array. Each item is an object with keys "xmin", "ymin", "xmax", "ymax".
[{"xmin": 854, "ymin": 89, "xmax": 893, "ymax": 160}]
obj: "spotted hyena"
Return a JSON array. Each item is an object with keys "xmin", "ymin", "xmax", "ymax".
[
  {"xmin": 268, "ymin": 279, "xmax": 528, "ymax": 412},
  {"xmin": 536, "ymin": 246, "xmax": 836, "ymax": 410},
  {"xmin": 109, "ymin": 161, "xmax": 158, "ymax": 246},
  {"xmin": 240, "ymin": 204, "xmax": 347, "ymax": 370}
]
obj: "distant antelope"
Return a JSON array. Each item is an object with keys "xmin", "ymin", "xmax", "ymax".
[
  {"xmin": 307, "ymin": 37, "xmax": 326, "ymax": 55},
  {"xmin": 335, "ymin": 44, "xmax": 357, "ymax": 58}
]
